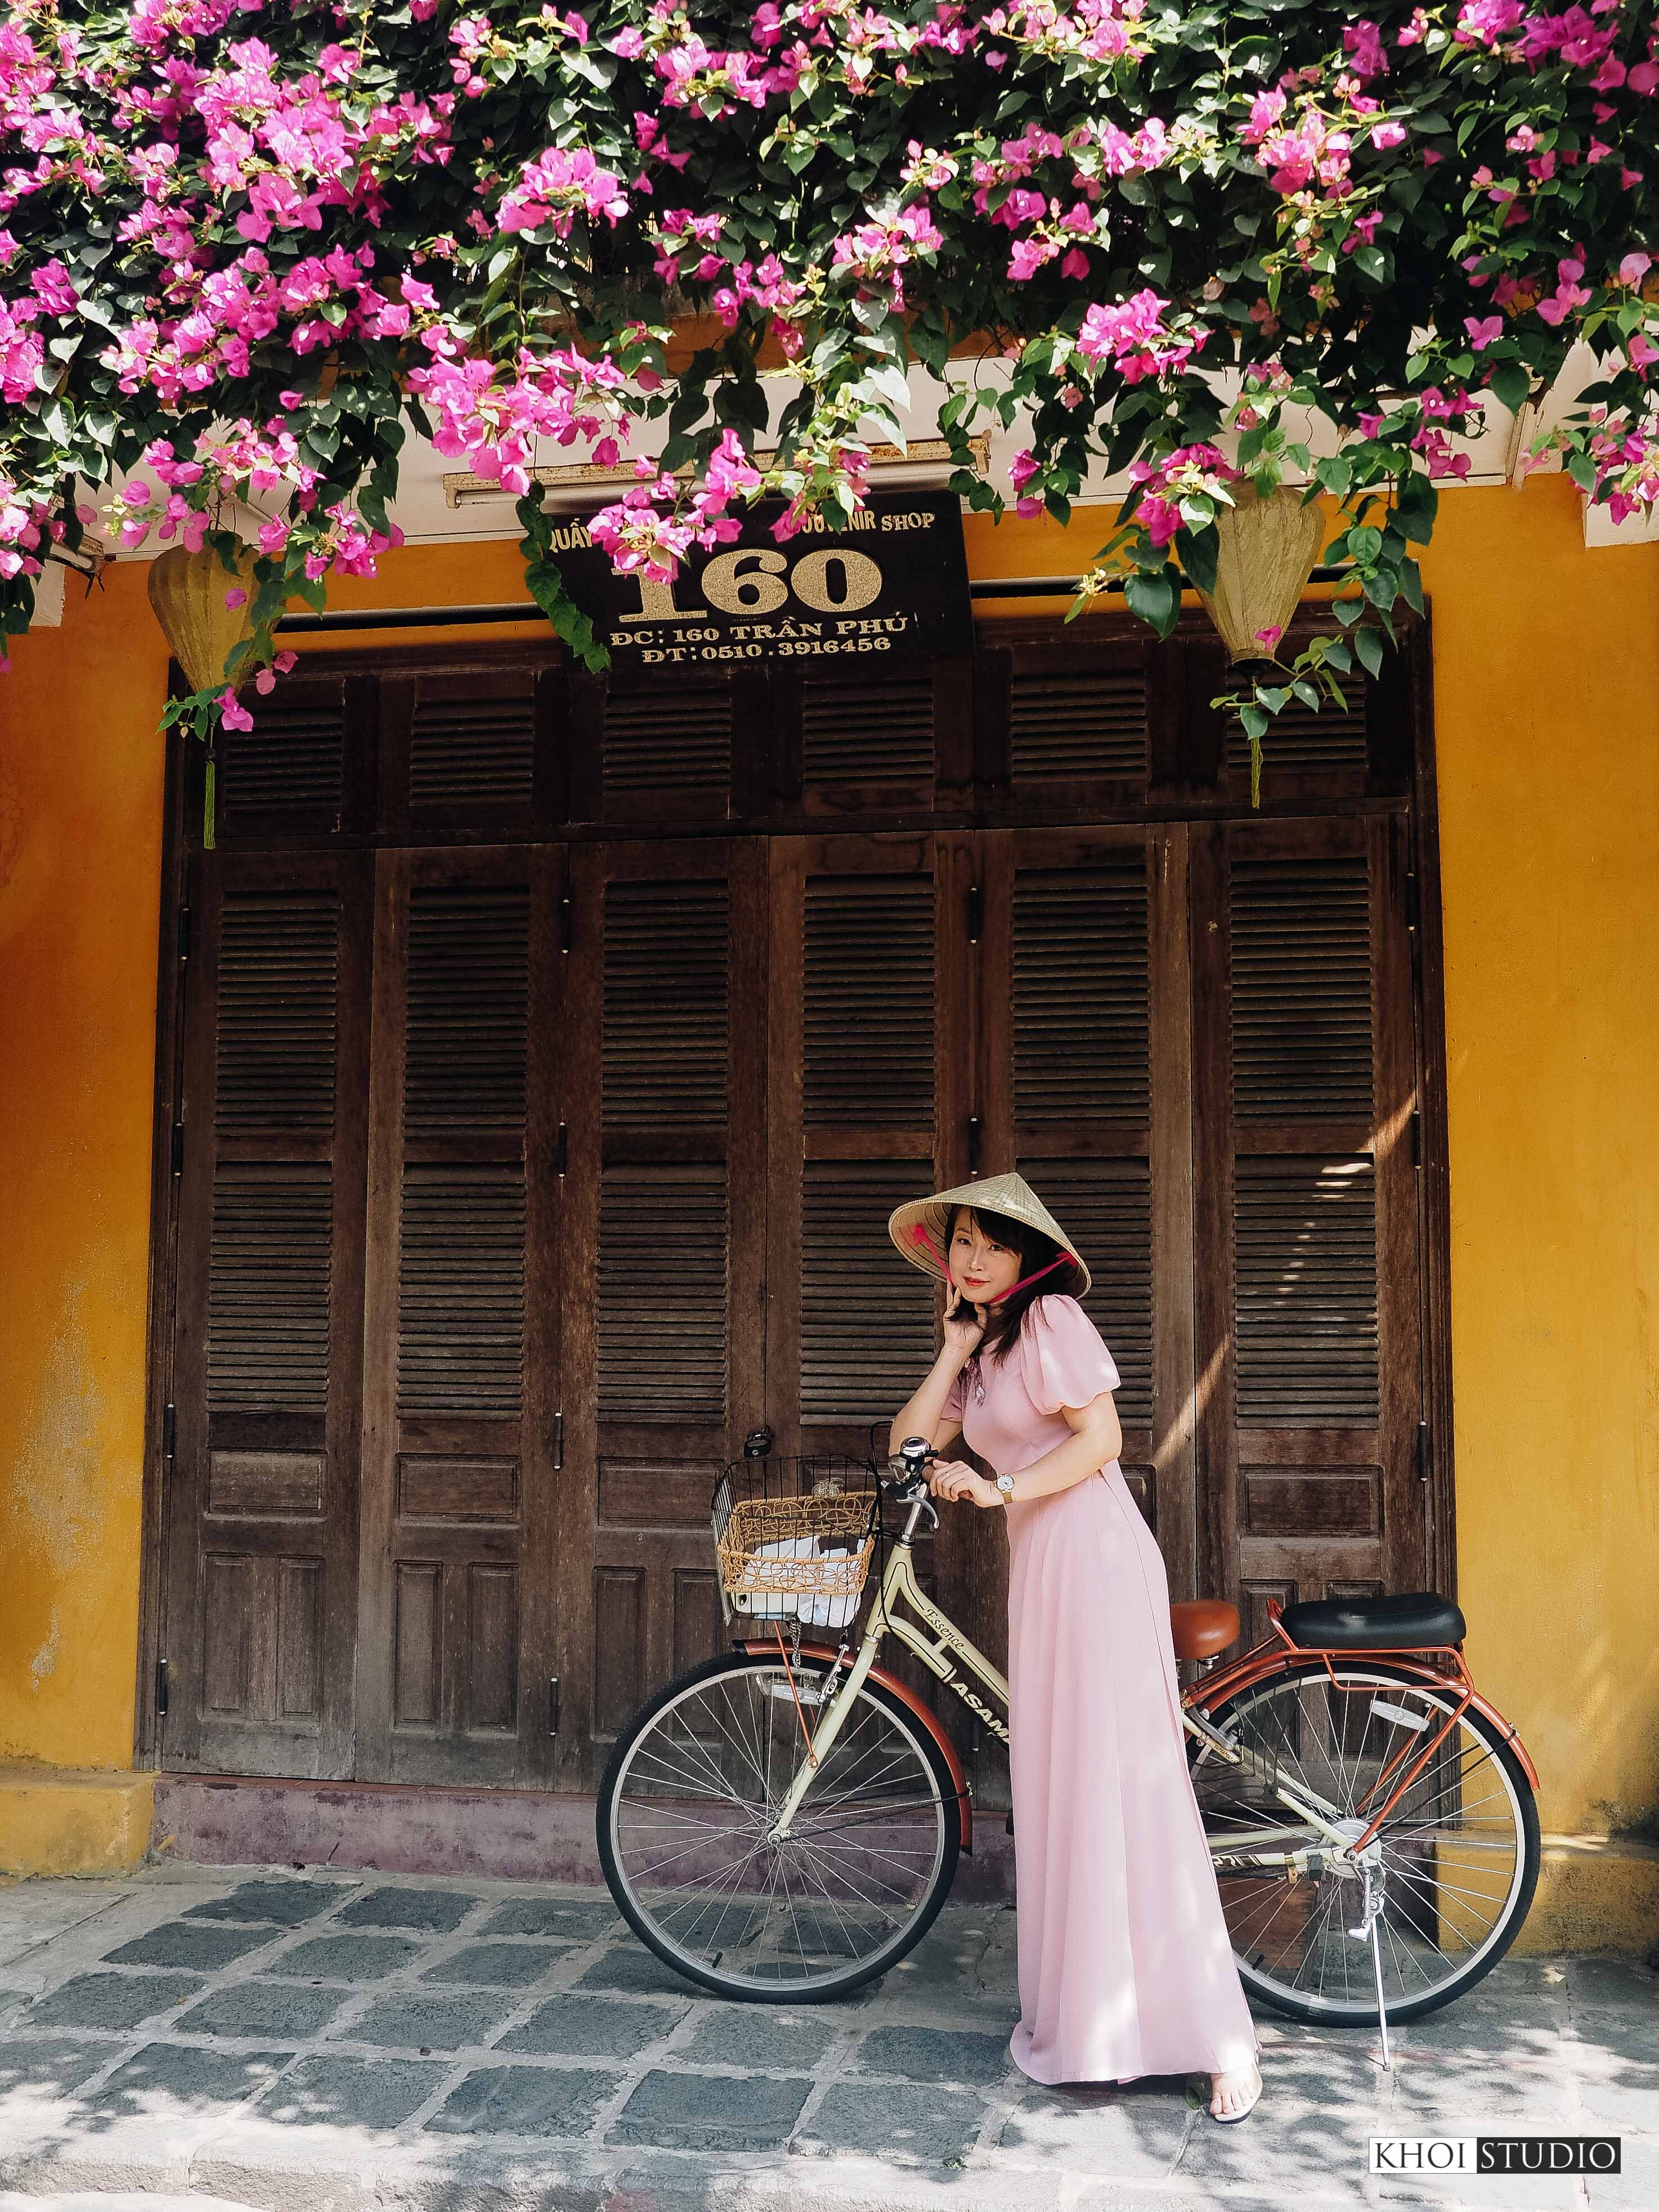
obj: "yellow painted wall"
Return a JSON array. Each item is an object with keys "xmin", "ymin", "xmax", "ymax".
[
  {"xmin": 2, "ymin": 481, "xmax": 1655, "ymax": 1867},
  {"xmin": 0, "ymin": 559, "xmax": 169, "ymax": 1771}
]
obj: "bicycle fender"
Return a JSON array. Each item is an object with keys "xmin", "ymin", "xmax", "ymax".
[
  {"xmin": 1203, "ymin": 1653, "xmax": 1541, "ymax": 1794},
  {"xmin": 1343, "ymin": 1662, "xmax": 1542, "ymax": 1793},
  {"xmin": 738, "ymin": 1640, "xmax": 975, "ymax": 1855}
]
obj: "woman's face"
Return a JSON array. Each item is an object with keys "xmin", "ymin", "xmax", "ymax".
[{"xmin": 947, "ymin": 1208, "xmax": 1023, "ymax": 1309}]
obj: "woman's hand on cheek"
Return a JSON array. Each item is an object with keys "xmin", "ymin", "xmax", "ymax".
[{"xmin": 929, "ymin": 1460, "xmax": 1002, "ymax": 1509}]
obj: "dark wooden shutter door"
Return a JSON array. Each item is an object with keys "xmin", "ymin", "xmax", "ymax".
[
  {"xmin": 559, "ymin": 840, "xmax": 769, "ymax": 1783},
  {"xmin": 1192, "ymin": 815, "xmax": 1424, "ymax": 1643},
  {"xmin": 978, "ymin": 826, "xmax": 1198, "ymax": 1606},
  {"xmin": 354, "ymin": 846, "xmax": 565, "ymax": 1784},
  {"xmin": 764, "ymin": 833, "xmax": 971, "ymax": 1453},
  {"xmin": 163, "ymin": 850, "xmax": 371, "ymax": 1776},
  {"xmin": 757, "ymin": 834, "xmax": 968, "ymax": 1776}
]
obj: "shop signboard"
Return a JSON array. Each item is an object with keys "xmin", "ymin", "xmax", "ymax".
[{"xmin": 549, "ymin": 489, "xmax": 972, "ymax": 670}]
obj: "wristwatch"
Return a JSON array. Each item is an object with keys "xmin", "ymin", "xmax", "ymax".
[{"xmin": 994, "ymin": 1473, "xmax": 1017, "ymax": 1504}]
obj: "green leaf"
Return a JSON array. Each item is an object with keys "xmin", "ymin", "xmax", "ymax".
[
  {"xmin": 1487, "ymin": 361, "xmax": 1531, "ymax": 418},
  {"xmin": 1175, "ymin": 523, "xmax": 1218, "ymax": 594},
  {"xmin": 1124, "ymin": 569, "xmax": 1179, "ymax": 638},
  {"xmin": 1354, "ymin": 625, "xmax": 1385, "ymax": 676}
]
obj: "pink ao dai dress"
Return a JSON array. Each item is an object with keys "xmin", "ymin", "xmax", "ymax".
[{"xmin": 941, "ymin": 1293, "xmax": 1261, "ymax": 2087}]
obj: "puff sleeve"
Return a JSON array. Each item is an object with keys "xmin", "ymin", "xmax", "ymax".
[{"xmin": 1017, "ymin": 1295, "xmax": 1120, "ymax": 1416}]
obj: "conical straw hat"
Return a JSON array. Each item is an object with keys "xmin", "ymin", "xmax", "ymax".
[{"xmin": 887, "ymin": 1171, "xmax": 1091, "ymax": 1297}]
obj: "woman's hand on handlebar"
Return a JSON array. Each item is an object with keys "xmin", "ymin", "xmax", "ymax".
[
  {"xmin": 941, "ymin": 1285, "xmax": 987, "ymax": 1358},
  {"xmin": 929, "ymin": 1459, "xmax": 1003, "ymax": 1509}
]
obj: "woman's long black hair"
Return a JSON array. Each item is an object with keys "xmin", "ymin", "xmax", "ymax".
[{"xmin": 946, "ymin": 1201, "xmax": 1089, "ymax": 1368}]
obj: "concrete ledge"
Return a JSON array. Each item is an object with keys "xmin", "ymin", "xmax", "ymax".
[
  {"xmin": 1514, "ymin": 1829, "xmax": 1659, "ymax": 1955},
  {"xmin": 153, "ymin": 1781, "xmax": 1656, "ymax": 1951},
  {"xmin": 152, "ymin": 1771, "xmax": 1017, "ymax": 1899},
  {"xmin": 0, "ymin": 1764, "xmax": 154, "ymax": 1877}
]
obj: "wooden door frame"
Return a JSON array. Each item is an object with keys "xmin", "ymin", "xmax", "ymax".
[{"xmin": 134, "ymin": 609, "xmax": 1457, "ymax": 1765}]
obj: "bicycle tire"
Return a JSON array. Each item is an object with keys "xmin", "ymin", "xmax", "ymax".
[
  {"xmin": 1191, "ymin": 1657, "xmax": 1541, "ymax": 2025},
  {"xmin": 597, "ymin": 1648, "xmax": 963, "ymax": 2002}
]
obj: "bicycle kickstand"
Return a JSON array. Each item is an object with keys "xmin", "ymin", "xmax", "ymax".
[{"xmin": 1347, "ymin": 1864, "xmax": 1394, "ymax": 2072}]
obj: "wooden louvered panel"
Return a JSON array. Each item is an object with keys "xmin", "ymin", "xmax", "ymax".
[
  {"xmin": 803, "ymin": 878, "xmax": 934, "ymax": 1128},
  {"xmin": 404, "ymin": 886, "xmax": 530, "ymax": 1135},
  {"xmin": 802, "ymin": 674, "xmax": 933, "ymax": 784},
  {"xmin": 802, "ymin": 1161, "xmax": 938, "ymax": 1423},
  {"xmin": 1234, "ymin": 1156, "xmax": 1379, "ymax": 1423},
  {"xmin": 603, "ymin": 882, "xmax": 729, "ymax": 1129},
  {"xmin": 207, "ymin": 1163, "xmax": 332, "ymax": 1412},
  {"xmin": 397, "ymin": 1165, "xmax": 526, "ymax": 1417},
  {"xmin": 1230, "ymin": 859, "xmax": 1373, "ymax": 1123},
  {"xmin": 409, "ymin": 696, "xmax": 534, "ymax": 810},
  {"xmin": 1227, "ymin": 701, "xmax": 1367, "ymax": 778},
  {"xmin": 221, "ymin": 692, "xmax": 345, "ymax": 815},
  {"xmin": 1010, "ymin": 667, "xmax": 1147, "ymax": 780},
  {"xmin": 215, "ymin": 895, "xmax": 338, "ymax": 1133},
  {"xmin": 1015, "ymin": 1159, "xmax": 1152, "ymax": 1427},
  {"xmin": 597, "ymin": 1164, "xmax": 727, "ymax": 1421},
  {"xmin": 603, "ymin": 688, "xmax": 731, "ymax": 795},
  {"xmin": 1012, "ymin": 865, "xmax": 1149, "ymax": 1124}
]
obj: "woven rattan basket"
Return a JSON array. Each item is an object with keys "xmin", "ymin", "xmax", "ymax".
[{"xmin": 715, "ymin": 1492, "xmax": 877, "ymax": 1611}]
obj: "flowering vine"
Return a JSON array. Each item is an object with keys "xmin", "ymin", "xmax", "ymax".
[{"xmin": 3, "ymin": 0, "xmax": 1659, "ymax": 767}]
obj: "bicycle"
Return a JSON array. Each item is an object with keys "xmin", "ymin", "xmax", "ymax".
[{"xmin": 597, "ymin": 1439, "xmax": 1541, "ymax": 2060}]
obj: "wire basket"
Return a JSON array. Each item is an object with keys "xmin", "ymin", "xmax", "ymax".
[{"xmin": 710, "ymin": 1453, "xmax": 879, "ymax": 1629}]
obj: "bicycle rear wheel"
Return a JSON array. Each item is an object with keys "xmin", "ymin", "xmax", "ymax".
[
  {"xmin": 1189, "ymin": 1659, "xmax": 1540, "ymax": 2024},
  {"xmin": 597, "ymin": 1649, "xmax": 961, "ymax": 2001}
]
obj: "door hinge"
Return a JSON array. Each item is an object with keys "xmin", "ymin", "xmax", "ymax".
[
  {"xmin": 177, "ymin": 905, "xmax": 192, "ymax": 964},
  {"xmin": 556, "ymin": 1121, "xmax": 568, "ymax": 1177},
  {"xmin": 1410, "ymin": 1109, "xmax": 1422, "ymax": 1168},
  {"xmin": 1405, "ymin": 869, "xmax": 1421, "ymax": 935},
  {"xmin": 155, "ymin": 1659, "xmax": 169, "ymax": 1718},
  {"xmin": 552, "ymin": 1411, "xmax": 564, "ymax": 1470},
  {"xmin": 966, "ymin": 883, "xmax": 983, "ymax": 944},
  {"xmin": 559, "ymin": 896, "xmax": 573, "ymax": 953},
  {"xmin": 1416, "ymin": 1420, "xmax": 1430, "ymax": 1484},
  {"xmin": 967, "ymin": 1115, "xmax": 981, "ymax": 1175},
  {"xmin": 170, "ymin": 1122, "xmax": 185, "ymax": 1176},
  {"xmin": 162, "ymin": 1402, "xmax": 176, "ymax": 1460},
  {"xmin": 548, "ymin": 1676, "xmax": 561, "ymax": 1737}
]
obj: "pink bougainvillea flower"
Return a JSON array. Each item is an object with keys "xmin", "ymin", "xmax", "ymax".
[{"xmin": 1465, "ymin": 315, "xmax": 1504, "ymax": 350}]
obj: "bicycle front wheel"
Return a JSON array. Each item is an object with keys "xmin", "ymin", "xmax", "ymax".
[
  {"xmin": 1190, "ymin": 1658, "xmax": 1540, "ymax": 2025},
  {"xmin": 597, "ymin": 1649, "xmax": 961, "ymax": 2002}
]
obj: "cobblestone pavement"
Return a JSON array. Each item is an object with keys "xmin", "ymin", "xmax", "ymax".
[{"xmin": 0, "ymin": 1864, "xmax": 1653, "ymax": 2212}]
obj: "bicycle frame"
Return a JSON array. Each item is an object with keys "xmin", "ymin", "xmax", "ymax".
[
  {"xmin": 769, "ymin": 1491, "xmax": 1005, "ymax": 1841},
  {"xmin": 766, "ymin": 1486, "xmax": 1483, "ymax": 1874}
]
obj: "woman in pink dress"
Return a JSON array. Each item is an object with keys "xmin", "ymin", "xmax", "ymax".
[{"xmin": 887, "ymin": 1172, "xmax": 1263, "ymax": 2123}]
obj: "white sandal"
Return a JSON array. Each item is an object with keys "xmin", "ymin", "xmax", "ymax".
[{"xmin": 1207, "ymin": 2060, "xmax": 1263, "ymax": 2124}]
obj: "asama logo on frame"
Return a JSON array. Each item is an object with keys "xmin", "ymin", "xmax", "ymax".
[{"xmin": 1369, "ymin": 2137, "xmax": 1621, "ymax": 2175}]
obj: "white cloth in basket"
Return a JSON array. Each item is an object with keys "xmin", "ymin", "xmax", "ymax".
[{"xmin": 737, "ymin": 1536, "xmax": 861, "ymax": 1630}]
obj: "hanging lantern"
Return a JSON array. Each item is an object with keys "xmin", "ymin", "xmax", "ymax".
[
  {"xmin": 1195, "ymin": 482, "xmax": 1325, "ymax": 661},
  {"xmin": 146, "ymin": 539, "xmax": 261, "ymax": 696}
]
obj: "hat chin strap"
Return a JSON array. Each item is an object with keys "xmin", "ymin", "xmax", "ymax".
[{"xmin": 909, "ymin": 1223, "xmax": 1075, "ymax": 1303}]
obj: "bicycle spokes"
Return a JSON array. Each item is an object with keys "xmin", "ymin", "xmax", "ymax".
[
  {"xmin": 603, "ymin": 1657, "xmax": 953, "ymax": 1998},
  {"xmin": 1190, "ymin": 1665, "xmax": 1534, "ymax": 2023}
]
